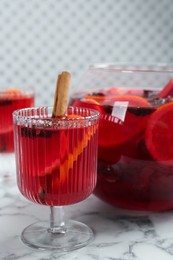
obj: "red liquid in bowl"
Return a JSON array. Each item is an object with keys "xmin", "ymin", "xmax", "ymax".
[
  {"xmin": 0, "ymin": 90, "xmax": 34, "ymax": 152},
  {"xmin": 70, "ymin": 88, "xmax": 173, "ymax": 211}
]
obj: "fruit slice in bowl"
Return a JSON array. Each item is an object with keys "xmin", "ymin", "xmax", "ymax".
[
  {"xmin": 72, "ymin": 97, "xmax": 104, "ymax": 114},
  {"xmin": 145, "ymin": 102, "xmax": 173, "ymax": 165},
  {"xmin": 84, "ymin": 93, "xmax": 106, "ymax": 103},
  {"xmin": 101, "ymin": 95, "xmax": 152, "ymax": 143},
  {"xmin": 109, "ymin": 95, "xmax": 151, "ymax": 107},
  {"xmin": 98, "ymin": 95, "xmax": 153, "ymax": 163},
  {"xmin": 104, "ymin": 87, "xmax": 144, "ymax": 97}
]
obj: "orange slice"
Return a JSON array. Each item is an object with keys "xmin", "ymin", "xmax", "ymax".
[
  {"xmin": 97, "ymin": 95, "xmax": 152, "ymax": 163},
  {"xmin": 84, "ymin": 95, "xmax": 105, "ymax": 103},
  {"xmin": 110, "ymin": 95, "xmax": 151, "ymax": 107},
  {"xmin": 60, "ymin": 123, "xmax": 98, "ymax": 182},
  {"xmin": 99, "ymin": 95, "xmax": 151, "ymax": 146},
  {"xmin": 145, "ymin": 102, "xmax": 173, "ymax": 164},
  {"xmin": 105, "ymin": 87, "xmax": 144, "ymax": 97},
  {"xmin": 3, "ymin": 89, "xmax": 23, "ymax": 96},
  {"xmin": 44, "ymin": 114, "xmax": 98, "ymax": 182},
  {"xmin": 73, "ymin": 98, "xmax": 104, "ymax": 114},
  {"xmin": 83, "ymin": 97, "xmax": 102, "ymax": 104},
  {"xmin": 67, "ymin": 114, "xmax": 83, "ymax": 119},
  {"xmin": 4, "ymin": 89, "xmax": 22, "ymax": 94},
  {"xmin": 0, "ymin": 89, "xmax": 23, "ymax": 100}
]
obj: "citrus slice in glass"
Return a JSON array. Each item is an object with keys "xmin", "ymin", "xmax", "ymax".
[
  {"xmin": 0, "ymin": 126, "xmax": 13, "ymax": 135},
  {"xmin": 42, "ymin": 114, "xmax": 98, "ymax": 182},
  {"xmin": 145, "ymin": 102, "xmax": 173, "ymax": 164}
]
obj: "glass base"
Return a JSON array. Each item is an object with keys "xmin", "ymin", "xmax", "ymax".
[{"xmin": 21, "ymin": 220, "xmax": 94, "ymax": 251}]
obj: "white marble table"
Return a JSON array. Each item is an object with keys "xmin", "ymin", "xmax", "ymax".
[{"xmin": 1, "ymin": 174, "xmax": 173, "ymax": 260}]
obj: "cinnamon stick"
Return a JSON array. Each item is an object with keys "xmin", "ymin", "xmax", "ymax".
[{"xmin": 52, "ymin": 71, "xmax": 71, "ymax": 118}]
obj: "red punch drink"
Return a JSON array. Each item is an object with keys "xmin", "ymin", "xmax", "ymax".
[
  {"xmin": 13, "ymin": 107, "xmax": 99, "ymax": 206},
  {"xmin": 13, "ymin": 72, "xmax": 100, "ymax": 252},
  {"xmin": 70, "ymin": 64, "xmax": 173, "ymax": 211},
  {"xmin": 0, "ymin": 89, "xmax": 34, "ymax": 153}
]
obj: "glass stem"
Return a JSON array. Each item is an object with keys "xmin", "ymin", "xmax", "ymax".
[{"xmin": 49, "ymin": 206, "xmax": 66, "ymax": 234}]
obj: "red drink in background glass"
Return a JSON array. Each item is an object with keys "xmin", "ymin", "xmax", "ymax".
[
  {"xmin": 70, "ymin": 84, "xmax": 173, "ymax": 212},
  {"xmin": 14, "ymin": 107, "xmax": 99, "ymax": 206},
  {"xmin": 0, "ymin": 89, "xmax": 34, "ymax": 153}
]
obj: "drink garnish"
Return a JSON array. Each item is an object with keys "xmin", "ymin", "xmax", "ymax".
[
  {"xmin": 84, "ymin": 93, "xmax": 105, "ymax": 103},
  {"xmin": 0, "ymin": 89, "xmax": 23, "ymax": 102},
  {"xmin": 95, "ymin": 94, "xmax": 152, "ymax": 163},
  {"xmin": 51, "ymin": 71, "xmax": 97, "ymax": 178},
  {"xmin": 38, "ymin": 71, "xmax": 71, "ymax": 199},
  {"xmin": 73, "ymin": 97, "xmax": 104, "ymax": 114},
  {"xmin": 1, "ymin": 89, "xmax": 23, "ymax": 98},
  {"xmin": 60, "ymin": 124, "xmax": 97, "ymax": 183},
  {"xmin": 4, "ymin": 89, "xmax": 22, "ymax": 94},
  {"xmin": 52, "ymin": 71, "xmax": 71, "ymax": 118},
  {"xmin": 109, "ymin": 95, "xmax": 151, "ymax": 107},
  {"xmin": 38, "ymin": 72, "xmax": 98, "ymax": 200},
  {"xmin": 145, "ymin": 102, "xmax": 173, "ymax": 164},
  {"xmin": 157, "ymin": 79, "xmax": 173, "ymax": 98},
  {"xmin": 99, "ymin": 95, "xmax": 151, "ymax": 144}
]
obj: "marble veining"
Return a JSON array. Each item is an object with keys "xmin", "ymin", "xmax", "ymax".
[{"xmin": 1, "ymin": 174, "xmax": 173, "ymax": 260}]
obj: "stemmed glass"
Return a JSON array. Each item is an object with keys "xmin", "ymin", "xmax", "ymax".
[
  {"xmin": 13, "ymin": 106, "xmax": 99, "ymax": 251},
  {"xmin": 0, "ymin": 86, "xmax": 34, "ymax": 179}
]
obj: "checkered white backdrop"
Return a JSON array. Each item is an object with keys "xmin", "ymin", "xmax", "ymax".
[{"xmin": 0, "ymin": 0, "xmax": 173, "ymax": 105}]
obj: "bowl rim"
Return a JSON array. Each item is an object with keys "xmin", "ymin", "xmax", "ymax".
[{"xmin": 89, "ymin": 63, "xmax": 173, "ymax": 73}]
